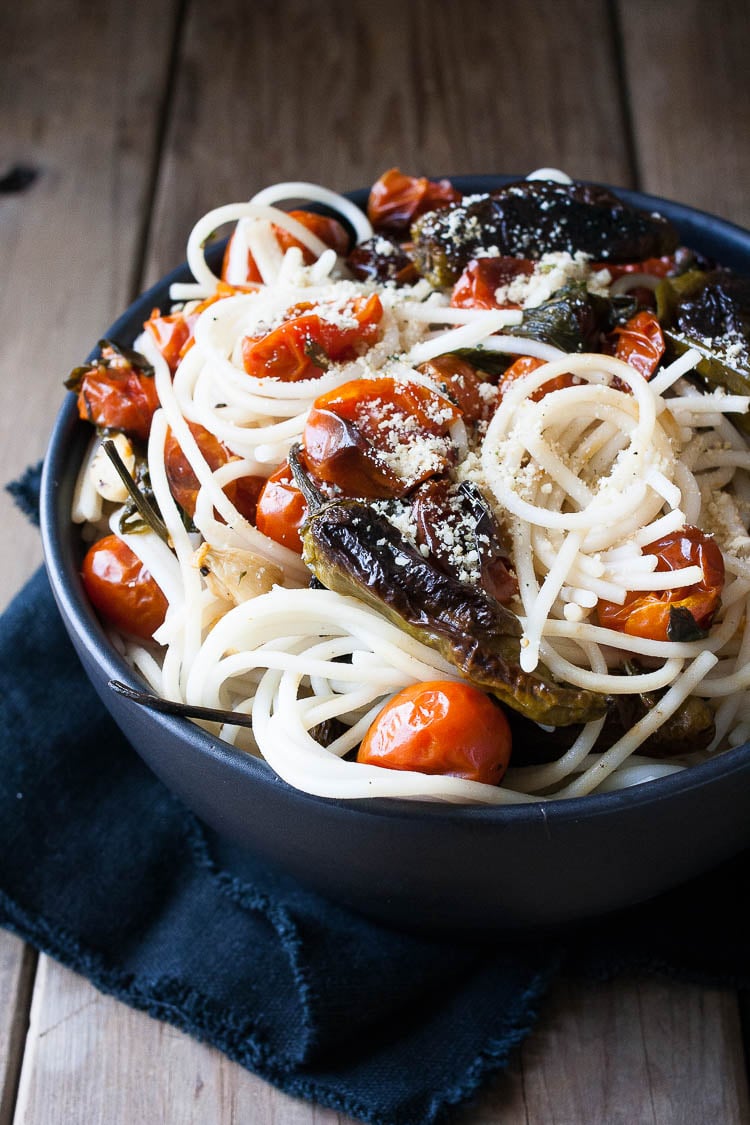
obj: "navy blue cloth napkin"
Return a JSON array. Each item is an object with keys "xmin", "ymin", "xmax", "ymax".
[{"xmin": 2, "ymin": 481, "xmax": 750, "ymax": 1124}]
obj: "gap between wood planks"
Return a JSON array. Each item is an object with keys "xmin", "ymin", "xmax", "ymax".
[
  {"xmin": 0, "ymin": 947, "xmax": 37, "ymax": 1125},
  {"xmin": 127, "ymin": 0, "xmax": 191, "ymax": 305}
]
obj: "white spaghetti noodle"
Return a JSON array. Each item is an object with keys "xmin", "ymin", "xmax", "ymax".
[{"xmin": 72, "ymin": 175, "xmax": 750, "ymax": 806}]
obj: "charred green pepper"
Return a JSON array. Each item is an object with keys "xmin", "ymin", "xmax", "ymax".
[
  {"xmin": 456, "ymin": 284, "xmax": 639, "ymax": 375},
  {"xmin": 657, "ymin": 269, "xmax": 750, "ymax": 429},
  {"xmin": 290, "ymin": 448, "xmax": 607, "ymax": 727},
  {"xmin": 411, "ymin": 179, "xmax": 679, "ymax": 287}
]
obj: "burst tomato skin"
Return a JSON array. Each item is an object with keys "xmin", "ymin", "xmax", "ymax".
[
  {"xmin": 597, "ymin": 256, "xmax": 677, "ymax": 280},
  {"xmin": 164, "ymin": 422, "xmax": 264, "ymax": 522},
  {"xmin": 499, "ymin": 355, "xmax": 575, "ymax": 401},
  {"xmin": 76, "ymin": 362, "xmax": 160, "ymax": 443},
  {"xmin": 610, "ymin": 310, "xmax": 665, "ymax": 380},
  {"xmin": 357, "ymin": 680, "xmax": 512, "ymax": 784},
  {"xmin": 367, "ymin": 168, "xmax": 461, "ymax": 235},
  {"xmin": 144, "ymin": 286, "xmax": 239, "ymax": 373},
  {"xmin": 255, "ymin": 461, "xmax": 307, "ymax": 552},
  {"xmin": 302, "ymin": 376, "xmax": 462, "ymax": 498},
  {"xmin": 81, "ymin": 534, "xmax": 168, "ymax": 640},
  {"xmin": 416, "ymin": 355, "xmax": 496, "ymax": 425},
  {"xmin": 450, "ymin": 257, "xmax": 535, "ymax": 309},
  {"xmin": 221, "ymin": 209, "xmax": 350, "ymax": 284},
  {"xmin": 144, "ymin": 309, "xmax": 191, "ymax": 371},
  {"xmin": 596, "ymin": 526, "xmax": 725, "ymax": 641},
  {"xmin": 241, "ymin": 294, "xmax": 383, "ymax": 381}
]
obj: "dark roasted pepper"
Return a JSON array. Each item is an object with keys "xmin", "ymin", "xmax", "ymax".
[
  {"xmin": 657, "ymin": 269, "xmax": 750, "ymax": 429},
  {"xmin": 411, "ymin": 178, "xmax": 679, "ymax": 287},
  {"xmin": 454, "ymin": 284, "xmax": 639, "ymax": 375},
  {"xmin": 290, "ymin": 448, "xmax": 607, "ymax": 727}
]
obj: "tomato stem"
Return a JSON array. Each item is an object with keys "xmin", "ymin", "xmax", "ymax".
[{"xmin": 288, "ymin": 443, "xmax": 325, "ymax": 513}]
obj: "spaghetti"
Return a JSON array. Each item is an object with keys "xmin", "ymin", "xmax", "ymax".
[{"xmin": 69, "ymin": 170, "xmax": 750, "ymax": 803}]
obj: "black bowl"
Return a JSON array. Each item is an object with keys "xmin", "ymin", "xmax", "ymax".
[{"xmin": 39, "ymin": 179, "xmax": 750, "ymax": 932}]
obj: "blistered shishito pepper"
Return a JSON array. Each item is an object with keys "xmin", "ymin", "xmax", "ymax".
[
  {"xmin": 657, "ymin": 270, "xmax": 750, "ymax": 430},
  {"xmin": 411, "ymin": 179, "xmax": 680, "ymax": 287},
  {"xmin": 289, "ymin": 448, "xmax": 607, "ymax": 728}
]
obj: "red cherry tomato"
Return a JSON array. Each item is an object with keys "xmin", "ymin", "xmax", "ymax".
[
  {"xmin": 255, "ymin": 461, "xmax": 307, "ymax": 552},
  {"xmin": 596, "ymin": 256, "xmax": 677, "ymax": 281},
  {"xmin": 144, "ymin": 309, "xmax": 191, "ymax": 371},
  {"xmin": 499, "ymin": 355, "xmax": 575, "ymax": 401},
  {"xmin": 144, "ymin": 286, "xmax": 239, "ymax": 373},
  {"xmin": 241, "ymin": 294, "xmax": 383, "ymax": 381},
  {"xmin": 76, "ymin": 352, "xmax": 160, "ymax": 443},
  {"xmin": 596, "ymin": 526, "xmax": 725, "ymax": 641},
  {"xmin": 610, "ymin": 310, "xmax": 665, "ymax": 380},
  {"xmin": 357, "ymin": 680, "xmax": 512, "ymax": 784},
  {"xmin": 164, "ymin": 422, "xmax": 264, "ymax": 522},
  {"xmin": 81, "ymin": 534, "xmax": 168, "ymax": 640},
  {"xmin": 302, "ymin": 376, "xmax": 462, "ymax": 498},
  {"xmin": 367, "ymin": 168, "xmax": 461, "ymax": 235},
  {"xmin": 416, "ymin": 355, "xmax": 497, "ymax": 425},
  {"xmin": 450, "ymin": 257, "xmax": 535, "ymax": 309},
  {"xmin": 221, "ymin": 209, "xmax": 350, "ymax": 284}
]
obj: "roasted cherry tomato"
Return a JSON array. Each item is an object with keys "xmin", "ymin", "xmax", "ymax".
[
  {"xmin": 75, "ymin": 350, "xmax": 160, "ymax": 442},
  {"xmin": 347, "ymin": 237, "xmax": 419, "ymax": 285},
  {"xmin": 145, "ymin": 309, "xmax": 191, "ymax": 371},
  {"xmin": 450, "ymin": 256, "xmax": 535, "ymax": 309},
  {"xmin": 417, "ymin": 354, "xmax": 497, "ymax": 425},
  {"xmin": 367, "ymin": 168, "xmax": 461, "ymax": 235},
  {"xmin": 255, "ymin": 461, "xmax": 307, "ymax": 552},
  {"xmin": 596, "ymin": 255, "xmax": 677, "ymax": 281},
  {"xmin": 610, "ymin": 310, "xmax": 665, "ymax": 381},
  {"xmin": 411, "ymin": 478, "xmax": 518, "ymax": 603},
  {"xmin": 302, "ymin": 376, "xmax": 462, "ymax": 498},
  {"xmin": 357, "ymin": 680, "xmax": 512, "ymax": 784},
  {"xmin": 596, "ymin": 526, "xmax": 725, "ymax": 641},
  {"xmin": 164, "ymin": 421, "xmax": 264, "ymax": 521},
  {"xmin": 499, "ymin": 355, "xmax": 575, "ymax": 401},
  {"xmin": 242, "ymin": 294, "xmax": 383, "ymax": 381},
  {"xmin": 145, "ymin": 286, "xmax": 238, "ymax": 373},
  {"xmin": 81, "ymin": 534, "xmax": 168, "ymax": 640},
  {"xmin": 221, "ymin": 209, "xmax": 350, "ymax": 284}
]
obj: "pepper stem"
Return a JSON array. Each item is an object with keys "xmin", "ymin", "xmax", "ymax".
[
  {"xmin": 109, "ymin": 679, "xmax": 254, "ymax": 729},
  {"xmin": 288, "ymin": 443, "xmax": 325, "ymax": 513},
  {"xmin": 102, "ymin": 439, "xmax": 169, "ymax": 543}
]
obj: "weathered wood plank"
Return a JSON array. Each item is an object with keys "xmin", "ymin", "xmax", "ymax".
[
  {"xmin": 0, "ymin": 0, "xmax": 179, "ymax": 1118},
  {"xmin": 0, "ymin": 937, "xmax": 35, "ymax": 1125},
  {"xmin": 0, "ymin": 0, "xmax": 179, "ymax": 613},
  {"xmin": 144, "ymin": 0, "xmax": 632, "ymax": 283},
  {"xmin": 13, "ymin": 959, "xmax": 351, "ymax": 1125},
  {"xmin": 7, "ymin": 1, "xmax": 750, "ymax": 1123},
  {"xmin": 14, "ymin": 964, "xmax": 749, "ymax": 1125},
  {"xmin": 516, "ymin": 977, "xmax": 748, "ymax": 1124},
  {"xmin": 618, "ymin": 0, "xmax": 750, "ymax": 226},
  {"xmin": 616, "ymin": 6, "xmax": 750, "ymax": 1111}
]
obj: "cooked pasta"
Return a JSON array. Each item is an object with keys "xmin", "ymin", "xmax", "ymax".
[{"xmin": 70, "ymin": 169, "xmax": 750, "ymax": 803}]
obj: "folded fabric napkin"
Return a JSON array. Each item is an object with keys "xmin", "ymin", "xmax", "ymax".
[{"xmin": 3, "ymin": 479, "xmax": 750, "ymax": 1125}]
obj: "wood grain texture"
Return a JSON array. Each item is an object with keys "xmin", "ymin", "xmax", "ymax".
[
  {"xmin": 516, "ymin": 977, "xmax": 749, "ymax": 1124},
  {"xmin": 13, "ymin": 959, "xmax": 353, "ymax": 1125},
  {"xmin": 4, "ymin": 1, "xmax": 750, "ymax": 1123},
  {"xmin": 144, "ymin": 0, "xmax": 632, "ymax": 283},
  {"xmin": 0, "ymin": 938, "xmax": 35, "ymax": 1125},
  {"xmin": 0, "ymin": 0, "xmax": 179, "ymax": 612},
  {"xmin": 15, "ymin": 965, "xmax": 749, "ymax": 1125},
  {"xmin": 618, "ymin": 0, "xmax": 750, "ymax": 225}
]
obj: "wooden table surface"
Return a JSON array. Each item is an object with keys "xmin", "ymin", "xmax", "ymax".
[{"xmin": 3, "ymin": 2, "xmax": 750, "ymax": 1121}]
